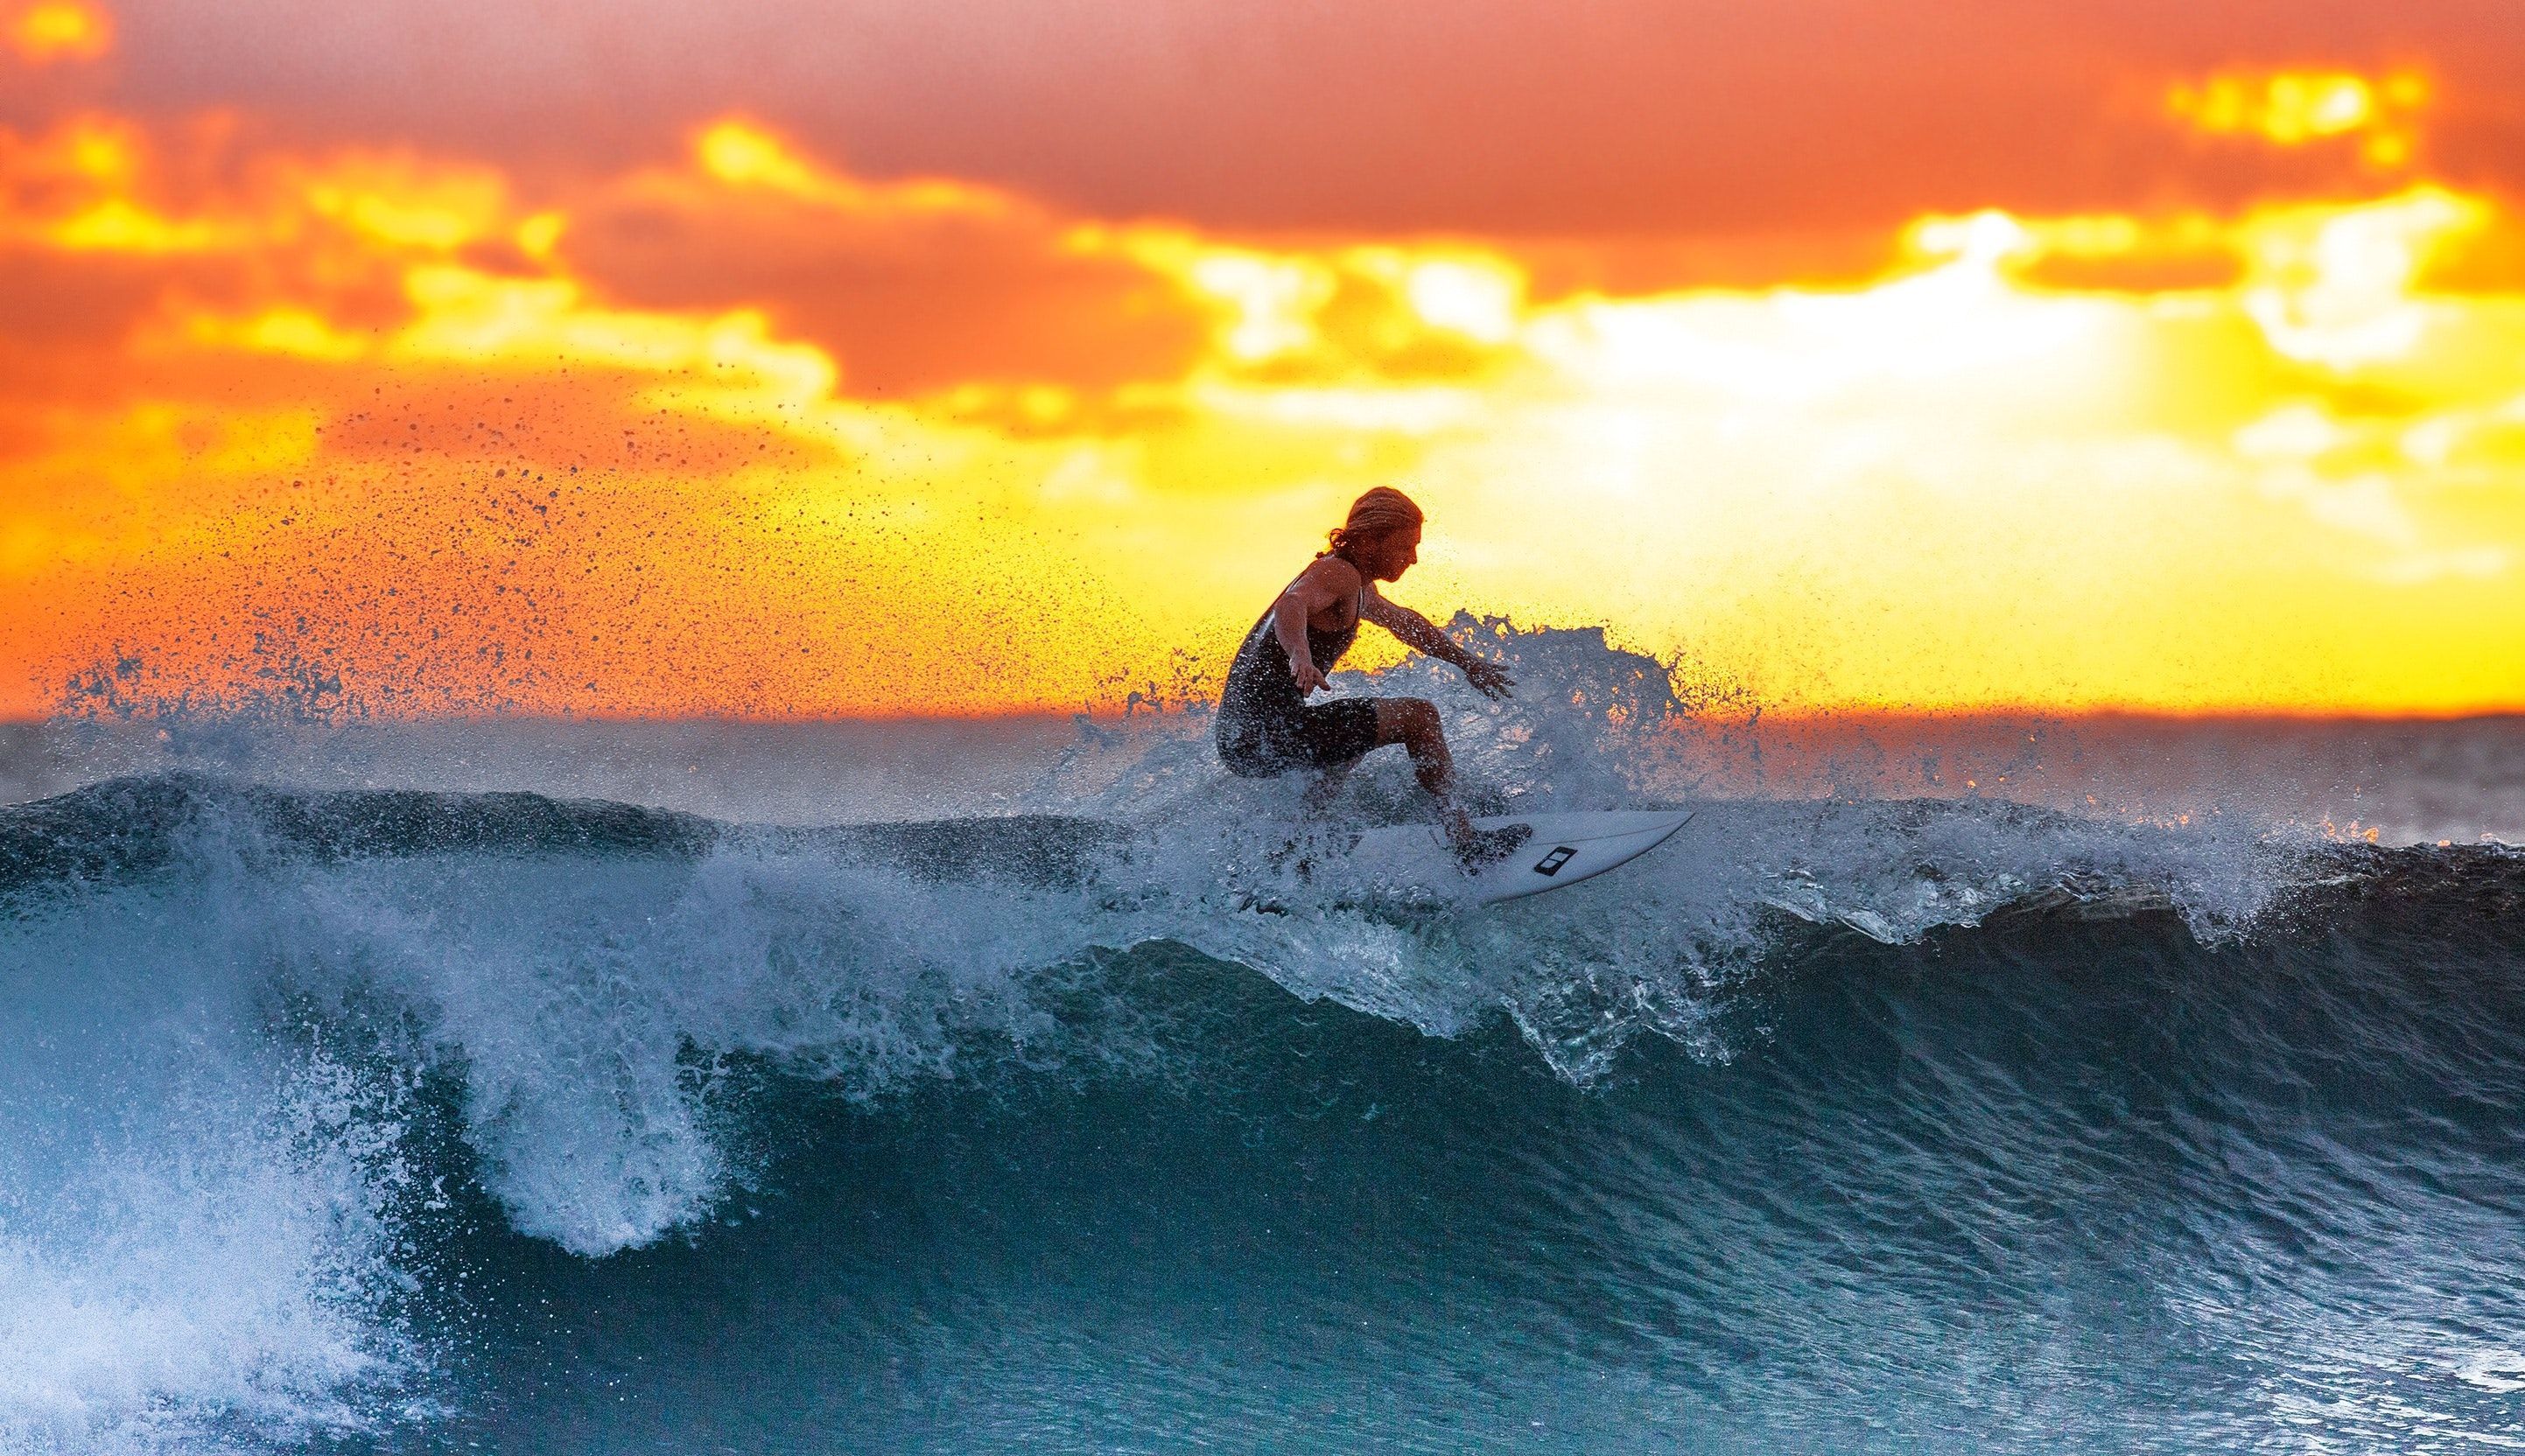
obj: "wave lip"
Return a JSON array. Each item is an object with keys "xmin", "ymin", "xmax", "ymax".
[{"xmin": 0, "ymin": 770, "xmax": 713, "ymax": 898}]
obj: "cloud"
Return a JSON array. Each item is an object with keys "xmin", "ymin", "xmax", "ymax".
[
  {"xmin": 5, "ymin": 0, "xmax": 109, "ymax": 64},
  {"xmin": 2167, "ymin": 67, "xmax": 2431, "ymax": 168},
  {"xmin": 4, "ymin": 61, "xmax": 2525, "ymax": 718},
  {"xmin": 56, "ymin": 0, "xmax": 2525, "ymax": 250},
  {"xmin": 557, "ymin": 122, "xmax": 1209, "ymax": 397}
]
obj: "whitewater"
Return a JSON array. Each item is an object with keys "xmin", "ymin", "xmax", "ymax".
[{"xmin": 4, "ymin": 626, "xmax": 2523, "ymax": 1453}]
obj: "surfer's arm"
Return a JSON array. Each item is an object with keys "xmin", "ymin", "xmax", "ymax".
[
  {"xmin": 1364, "ymin": 593, "xmax": 1515, "ymax": 701},
  {"xmin": 1273, "ymin": 560, "xmax": 1354, "ymax": 695}
]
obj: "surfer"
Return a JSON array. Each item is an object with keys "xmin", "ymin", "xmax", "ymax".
[{"xmin": 1217, "ymin": 486, "xmax": 1530, "ymax": 866}]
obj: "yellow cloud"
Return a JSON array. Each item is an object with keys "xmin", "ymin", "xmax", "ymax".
[
  {"xmin": 2236, "ymin": 186, "xmax": 2487, "ymax": 368},
  {"xmin": 2168, "ymin": 67, "xmax": 2430, "ymax": 168},
  {"xmin": 6, "ymin": 0, "xmax": 109, "ymax": 64},
  {"xmin": 184, "ymin": 307, "xmax": 371, "ymax": 361},
  {"xmin": 692, "ymin": 118, "xmax": 1008, "ymax": 218},
  {"xmin": 0, "ymin": 118, "xmax": 250, "ymax": 254},
  {"xmin": 302, "ymin": 162, "xmax": 508, "ymax": 252},
  {"xmin": 392, "ymin": 265, "xmax": 839, "ymax": 399}
]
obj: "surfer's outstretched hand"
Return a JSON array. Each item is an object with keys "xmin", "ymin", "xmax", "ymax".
[{"xmin": 1463, "ymin": 659, "xmax": 1515, "ymax": 701}]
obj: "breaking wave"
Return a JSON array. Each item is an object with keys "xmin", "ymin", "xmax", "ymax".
[{"xmin": 4, "ymin": 626, "xmax": 2521, "ymax": 1452}]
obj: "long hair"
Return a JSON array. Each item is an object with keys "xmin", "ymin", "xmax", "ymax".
[{"xmin": 1322, "ymin": 486, "xmax": 1423, "ymax": 560}]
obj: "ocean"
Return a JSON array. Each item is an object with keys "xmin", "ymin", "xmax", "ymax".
[{"xmin": 4, "ymin": 630, "xmax": 2523, "ymax": 1453}]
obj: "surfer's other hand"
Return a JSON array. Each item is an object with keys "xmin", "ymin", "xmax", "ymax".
[
  {"xmin": 1463, "ymin": 659, "xmax": 1515, "ymax": 701},
  {"xmin": 1291, "ymin": 658, "xmax": 1330, "ymax": 695}
]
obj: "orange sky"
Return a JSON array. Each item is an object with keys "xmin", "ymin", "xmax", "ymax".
[{"xmin": 5, "ymin": 0, "xmax": 2525, "ymax": 718}]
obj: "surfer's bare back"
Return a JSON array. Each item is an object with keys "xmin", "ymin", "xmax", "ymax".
[{"xmin": 1216, "ymin": 486, "xmax": 1527, "ymax": 864}]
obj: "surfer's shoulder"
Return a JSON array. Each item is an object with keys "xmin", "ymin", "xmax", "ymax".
[{"xmin": 1302, "ymin": 553, "xmax": 1364, "ymax": 594}]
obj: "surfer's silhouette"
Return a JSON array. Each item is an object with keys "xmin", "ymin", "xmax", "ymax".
[{"xmin": 1216, "ymin": 486, "xmax": 1531, "ymax": 867}]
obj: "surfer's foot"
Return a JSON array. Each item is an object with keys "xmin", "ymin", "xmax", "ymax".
[{"xmin": 1452, "ymin": 821, "xmax": 1533, "ymax": 872}]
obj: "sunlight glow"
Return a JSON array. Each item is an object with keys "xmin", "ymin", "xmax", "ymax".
[
  {"xmin": 1186, "ymin": 251, "xmax": 1336, "ymax": 362},
  {"xmin": 1399, "ymin": 257, "xmax": 1524, "ymax": 344},
  {"xmin": 2239, "ymin": 188, "xmax": 2486, "ymax": 368}
]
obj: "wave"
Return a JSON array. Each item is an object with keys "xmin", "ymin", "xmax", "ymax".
[{"xmin": 6, "ymin": 656, "xmax": 2523, "ymax": 1449}]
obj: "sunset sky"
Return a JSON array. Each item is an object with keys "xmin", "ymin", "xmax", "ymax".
[{"xmin": 6, "ymin": 0, "xmax": 2524, "ymax": 718}]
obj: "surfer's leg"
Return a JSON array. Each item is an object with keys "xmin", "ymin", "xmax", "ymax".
[
  {"xmin": 1301, "ymin": 759, "xmax": 1355, "ymax": 816},
  {"xmin": 1364, "ymin": 699, "xmax": 1521, "ymax": 866},
  {"xmin": 1371, "ymin": 699, "xmax": 1453, "ymax": 796},
  {"xmin": 1371, "ymin": 698, "xmax": 1484, "ymax": 849}
]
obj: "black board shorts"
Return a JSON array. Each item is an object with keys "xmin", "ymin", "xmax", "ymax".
[{"xmin": 1216, "ymin": 696, "xmax": 1382, "ymax": 778}]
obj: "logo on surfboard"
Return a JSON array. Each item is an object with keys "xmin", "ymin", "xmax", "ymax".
[{"xmin": 1533, "ymin": 845, "xmax": 1577, "ymax": 876}]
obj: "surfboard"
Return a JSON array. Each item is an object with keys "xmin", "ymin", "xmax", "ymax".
[{"xmin": 1346, "ymin": 809, "xmax": 1694, "ymax": 906}]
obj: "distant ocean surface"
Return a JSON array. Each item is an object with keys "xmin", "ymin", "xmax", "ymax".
[{"xmin": 4, "ymin": 634, "xmax": 2523, "ymax": 1453}]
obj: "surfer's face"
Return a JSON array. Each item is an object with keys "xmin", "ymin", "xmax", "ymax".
[{"xmin": 1357, "ymin": 523, "xmax": 1421, "ymax": 582}]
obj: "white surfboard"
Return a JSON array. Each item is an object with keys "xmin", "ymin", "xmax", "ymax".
[{"xmin": 1347, "ymin": 809, "xmax": 1694, "ymax": 906}]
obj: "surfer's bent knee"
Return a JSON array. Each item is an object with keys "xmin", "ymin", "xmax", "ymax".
[{"xmin": 1372, "ymin": 698, "xmax": 1444, "ymax": 748}]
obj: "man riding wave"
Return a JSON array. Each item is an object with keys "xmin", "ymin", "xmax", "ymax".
[{"xmin": 1215, "ymin": 486, "xmax": 1531, "ymax": 865}]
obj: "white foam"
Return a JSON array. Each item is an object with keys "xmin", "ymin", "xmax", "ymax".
[{"xmin": 0, "ymin": 884, "xmax": 420, "ymax": 1452}]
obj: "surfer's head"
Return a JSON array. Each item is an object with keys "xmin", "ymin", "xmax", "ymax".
[{"xmin": 1325, "ymin": 486, "xmax": 1424, "ymax": 581}]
